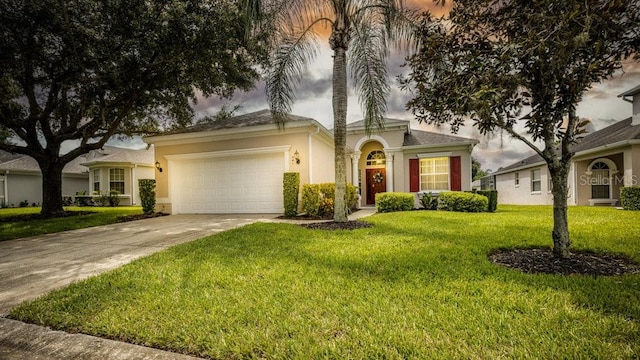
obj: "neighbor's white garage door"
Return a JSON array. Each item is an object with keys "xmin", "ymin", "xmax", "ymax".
[{"xmin": 171, "ymin": 152, "xmax": 284, "ymax": 214}]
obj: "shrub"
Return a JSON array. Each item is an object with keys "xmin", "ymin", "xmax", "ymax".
[
  {"xmin": 474, "ymin": 190, "xmax": 498, "ymax": 212},
  {"xmin": 419, "ymin": 192, "xmax": 438, "ymax": 210},
  {"xmin": 19, "ymin": 200, "xmax": 29, "ymax": 208},
  {"xmin": 438, "ymin": 192, "xmax": 488, "ymax": 212},
  {"xmin": 62, "ymin": 196, "xmax": 73, "ymax": 206},
  {"xmin": 108, "ymin": 190, "xmax": 121, "ymax": 207},
  {"xmin": 139, "ymin": 179, "xmax": 157, "ymax": 215},
  {"xmin": 283, "ymin": 173, "xmax": 300, "ymax": 217},
  {"xmin": 621, "ymin": 186, "xmax": 640, "ymax": 210},
  {"xmin": 301, "ymin": 183, "xmax": 359, "ymax": 217},
  {"xmin": 375, "ymin": 192, "xmax": 414, "ymax": 213}
]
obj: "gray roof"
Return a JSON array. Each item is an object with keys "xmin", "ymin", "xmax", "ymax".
[
  {"xmin": 163, "ymin": 109, "xmax": 317, "ymax": 135},
  {"xmin": 494, "ymin": 117, "xmax": 640, "ymax": 174},
  {"xmin": 0, "ymin": 150, "xmax": 22, "ymax": 164},
  {"xmin": 82, "ymin": 146, "xmax": 153, "ymax": 165},
  {"xmin": 0, "ymin": 153, "xmax": 88, "ymax": 174},
  {"xmin": 403, "ymin": 129, "xmax": 478, "ymax": 147},
  {"xmin": 346, "ymin": 118, "xmax": 410, "ymax": 130},
  {"xmin": 571, "ymin": 117, "xmax": 640, "ymax": 152}
]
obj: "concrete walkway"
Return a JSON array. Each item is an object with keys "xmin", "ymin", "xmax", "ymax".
[{"xmin": 0, "ymin": 208, "xmax": 376, "ymax": 359}]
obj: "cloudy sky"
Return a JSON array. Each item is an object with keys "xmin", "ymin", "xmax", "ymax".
[{"xmin": 119, "ymin": 1, "xmax": 640, "ymax": 172}]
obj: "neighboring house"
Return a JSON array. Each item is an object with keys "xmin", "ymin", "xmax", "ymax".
[
  {"xmin": 144, "ymin": 109, "xmax": 478, "ymax": 214},
  {"xmin": 491, "ymin": 84, "xmax": 640, "ymax": 206},
  {"xmin": 80, "ymin": 146, "xmax": 155, "ymax": 206},
  {"xmin": 0, "ymin": 151, "xmax": 89, "ymax": 207}
]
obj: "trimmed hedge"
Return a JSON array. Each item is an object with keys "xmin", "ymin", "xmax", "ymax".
[
  {"xmin": 301, "ymin": 183, "xmax": 359, "ymax": 217},
  {"xmin": 283, "ymin": 172, "xmax": 300, "ymax": 217},
  {"xmin": 376, "ymin": 192, "xmax": 414, "ymax": 213},
  {"xmin": 621, "ymin": 186, "xmax": 640, "ymax": 210},
  {"xmin": 474, "ymin": 190, "xmax": 498, "ymax": 212},
  {"xmin": 438, "ymin": 191, "xmax": 488, "ymax": 212},
  {"xmin": 139, "ymin": 179, "xmax": 156, "ymax": 215}
]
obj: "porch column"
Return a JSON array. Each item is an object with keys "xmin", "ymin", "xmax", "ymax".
[
  {"xmin": 385, "ymin": 151, "xmax": 394, "ymax": 192},
  {"xmin": 351, "ymin": 151, "xmax": 361, "ymax": 186}
]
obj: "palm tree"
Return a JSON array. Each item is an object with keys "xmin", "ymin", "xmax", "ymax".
[{"xmin": 265, "ymin": 0, "xmax": 418, "ymax": 222}]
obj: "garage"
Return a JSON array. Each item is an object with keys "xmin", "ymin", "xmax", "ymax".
[{"xmin": 168, "ymin": 149, "xmax": 286, "ymax": 214}]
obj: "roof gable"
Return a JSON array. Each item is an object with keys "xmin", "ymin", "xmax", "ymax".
[
  {"xmin": 403, "ymin": 130, "xmax": 478, "ymax": 147},
  {"xmin": 163, "ymin": 109, "xmax": 317, "ymax": 135},
  {"xmin": 83, "ymin": 146, "xmax": 154, "ymax": 165}
]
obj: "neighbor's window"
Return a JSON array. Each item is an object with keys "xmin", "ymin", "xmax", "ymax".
[
  {"xmin": 515, "ymin": 172, "xmax": 520, "ymax": 186},
  {"xmin": 420, "ymin": 157, "xmax": 450, "ymax": 191},
  {"xmin": 109, "ymin": 168, "xmax": 125, "ymax": 194},
  {"xmin": 531, "ymin": 169, "xmax": 541, "ymax": 192},
  {"xmin": 93, "ymin": 169, "xmax": 100, "ymax": 193}
]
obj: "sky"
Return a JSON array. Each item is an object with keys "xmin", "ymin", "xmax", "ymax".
[{"xmin": 114, "ymin": 1, "xmax": 640, "ymax": 173}]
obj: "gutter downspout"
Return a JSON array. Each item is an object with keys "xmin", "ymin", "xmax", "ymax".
[{"xmin": 308, "ymin": 126, "xmax": 320, "ymax": 184}]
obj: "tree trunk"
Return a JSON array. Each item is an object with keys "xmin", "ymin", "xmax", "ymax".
[
  {"xmin": 39, "ymin": 160, "xmax": 66, "ymax": 216},
  {"xmin": 549, "ymin": 164, "xmax": 571, "ymax": 258},
  {"xmin": 332, "ymin": 46, "xmax": 349, "ymax": 222}
]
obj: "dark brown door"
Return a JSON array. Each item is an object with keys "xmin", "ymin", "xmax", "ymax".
[{"xmin": 366, "ymin": 169, "xmax": 387, "ymax": 204}]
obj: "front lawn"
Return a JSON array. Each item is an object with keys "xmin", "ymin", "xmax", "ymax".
[
  {"xmin": 10, "ymin": 206, "xmax": 640, "ymax": 359},
  {"xmin": 0, "ymin": 206, "xmax": 143, "ymax": 241}
]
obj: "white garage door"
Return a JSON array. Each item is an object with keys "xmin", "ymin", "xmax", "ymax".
[{"xmin": 171, "ymin": 152, "xmax": 285, "ymax": 214}]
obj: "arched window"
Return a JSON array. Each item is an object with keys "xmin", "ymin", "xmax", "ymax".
[
  {"xmin": 589, "ymin": 161, "xmax": 611, "ymax": 199},
  {"xmin": 366, "ymin": 150, "xmax": 386, "ymax": 166}
]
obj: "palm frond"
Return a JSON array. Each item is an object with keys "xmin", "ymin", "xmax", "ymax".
[
  {"xmin": 349, "ymin": 19, "xmax": 390, "ymax": 134},
  {"xmin": 266, "ymin": 23, "xmax": 321, "ymax": 126}
]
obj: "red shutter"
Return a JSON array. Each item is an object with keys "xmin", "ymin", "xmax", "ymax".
[
  {"xmin": 450, "ymin": 156, "xmax": 462, "ymax": 191},
  {"xmin": 409, "ymin": 158, "xmax": 420, "ymax": 192}
]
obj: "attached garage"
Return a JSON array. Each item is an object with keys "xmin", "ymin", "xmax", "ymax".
[{"xmin": 167, "ymin": 147, "xmax": 288, "ymax": 214}]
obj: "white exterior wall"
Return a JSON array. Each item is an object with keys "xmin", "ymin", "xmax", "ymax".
[
  {"xmin": 495, "ymin": 164, "xmax": 576, "ymax": 205},
  {"xmin": 309, "ymin": 134, "xmax": 335, "ymax": 184}
]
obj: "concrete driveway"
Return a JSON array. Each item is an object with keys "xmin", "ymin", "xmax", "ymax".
[{"xmin": 0, "ymin": 214, "xmax": 278, "ymax": 316}]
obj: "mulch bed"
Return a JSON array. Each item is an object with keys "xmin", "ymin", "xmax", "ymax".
[
  {"xmin": 489, "ymin": 248, "xmax": 640, "ymax": 276},
  {"xmin": 300, "ymin": 221, "xmax": 373, "ymax": 231}
]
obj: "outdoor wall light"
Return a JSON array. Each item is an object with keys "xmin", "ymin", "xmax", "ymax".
[
  {"xmin": 292, "ymin": 150, "xmax": 301, "ymax": 165},
  {"xmin": 155, "ymin": 161, "xmax": 163, "ymax": 172}
]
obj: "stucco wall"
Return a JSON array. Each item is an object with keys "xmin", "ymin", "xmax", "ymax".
[
  {"xmin": 574, "ymin": 151, "xmax": 626, "ymax": 206},
  {"xmin": 62, "ymin": 176, "xmax": 90, "ymax": 198},
  {"xmin": 309, "ymin": 134, "xmax": 335, "ymax": 184},
  {"xmin": 495, "ymin": 166, "xmax": 555, "ymax": 205},
  {"xmin": 402, "ymin": 146, "xmax": 474, "ymax": 193}
]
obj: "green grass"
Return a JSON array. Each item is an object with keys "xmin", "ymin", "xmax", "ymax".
[
  {"xmin": 10, "ymin": 206, "xmax": 640, "ymax": 359},
  {"xmin": 0, "ymin": 206, "xmax": 143, "ymax": 241}
]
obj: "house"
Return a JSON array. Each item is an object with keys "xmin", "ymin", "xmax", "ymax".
[
  {"xmin": 0, "ymin": 151, "xmax": 89, "ymax": 207},
  {"xmin": 491, "ymin": 84, "xmax": 640, "ymax": 206},
  {"xmin": 80, "ymin": 146, "xmax": 155, "ymax": 206},
  {"xmin": 0, "ymin": 146, "xmax": 154, "ymax": 207},
  {"xmin": 144, "ymin": 109, "xmax": 478, "ymax": 214}
]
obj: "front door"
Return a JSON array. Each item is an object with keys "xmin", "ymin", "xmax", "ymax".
[{"xmin": 366, "ymin": 169, "xmax": 387, "ymax": 204}]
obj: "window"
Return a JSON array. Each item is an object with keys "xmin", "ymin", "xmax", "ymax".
[
  {"xmin": 531, "ymin": 169, "xmax": 541, "ymax": 192},
  {"xmin": 366, "ymin": 150, "xmax": 386, "ymax": 166},
  {"xmin": 109, "ymin": 168, "xmax": 125, "ymax": 194},
  {"xmin": 420, "ymin": 157, "xmax": 450, "ymax": 191},
  {"xmin": 514, "ymin": 172, "xmax": 520, "ymax": 187},
  {"xmin": 93, "ymin": 169, "xmax": 100, "ymax": 193},
  {"xmin": 590, "ymin": 161, "xmax": 610, "ymax": 199}
]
